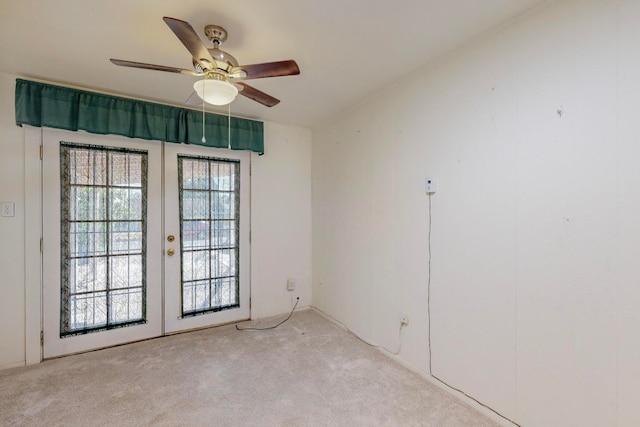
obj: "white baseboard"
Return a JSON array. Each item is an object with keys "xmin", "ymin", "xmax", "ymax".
[{"xmin": 0, "ymin": 360, "xmax": 26, "ymax": 371}]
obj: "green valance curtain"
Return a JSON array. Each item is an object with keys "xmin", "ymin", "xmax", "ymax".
[{"xmin": 14, "ymin": 79, "xmax": 264, "ymax": 154}]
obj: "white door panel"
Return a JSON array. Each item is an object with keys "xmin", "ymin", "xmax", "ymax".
[
  {"xmin": 163, "ymin": 143, "xmax": 251, "ymax": 333},
  {"xmin": 42, "ymin": 129, "xmax": 162, "ymax": 358}
]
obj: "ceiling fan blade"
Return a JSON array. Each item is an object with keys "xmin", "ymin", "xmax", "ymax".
[
  {"xmin": 163, "ymin": 17, "xmax": 217, "ymax": 70},
  {"xmin": 110, "ymin": 59, "xmax": 199, "ymax": 75},
  {"xmin": 231, "ymin": 60, "xmax": 300, "ymax": 80},
  {"xmin": 236, "ymin": 82, "xmax": 280, "ymax": 107}
]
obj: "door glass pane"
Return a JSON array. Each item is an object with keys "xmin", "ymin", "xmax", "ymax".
[
  {"xmin": 179, "ymin": 156, "xmax": 240, "ymax": 316},
  {"xmin": 60, "ymin": 143, "xmax": 147, "ymax": 336}
]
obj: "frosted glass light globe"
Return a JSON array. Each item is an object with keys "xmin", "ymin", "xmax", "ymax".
[{"xmin": 193, "ymin": 79, "xmax": 238, "ymax": 106}]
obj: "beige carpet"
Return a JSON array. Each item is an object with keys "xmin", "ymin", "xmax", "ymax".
[{"xmin": 0, "ymin": 309, "xmax": 499, "ymax": 426}]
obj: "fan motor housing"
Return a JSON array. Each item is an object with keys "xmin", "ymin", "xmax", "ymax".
[
  {"xmin": 204, "ymin": 25, "xmax": 227, "ymax": 44},
  {"xmin": 200, "ymin": 25, "xmax": 238, "ymax": 73}
]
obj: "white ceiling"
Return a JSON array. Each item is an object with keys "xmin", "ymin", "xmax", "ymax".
[{"xmin": 0, "ymin": 0, "xmax": 548, "ymax": 129}]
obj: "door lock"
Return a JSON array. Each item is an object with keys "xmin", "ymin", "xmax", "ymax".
[{"xmin": 167, "ymin": 235, "xmax": 175, "ymax": 242}]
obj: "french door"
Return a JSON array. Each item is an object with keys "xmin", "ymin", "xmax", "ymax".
[
  {"xmin": 42, "ymin": 129, "xmax": 250, "ymax": 358},
  {"xmin": 163, "ymin": 142, "xmax": 250, "ymax": 333}
]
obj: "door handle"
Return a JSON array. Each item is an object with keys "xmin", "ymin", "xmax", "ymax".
[{"xmin": 167, "ymin": 248, "xmax": 175, "ymax": 256}]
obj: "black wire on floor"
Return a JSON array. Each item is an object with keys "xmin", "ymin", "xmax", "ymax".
[
  {"xmin": 235, "ymin": 297, "xmax": 300, "ymax": 331},
  {"xmin": 432, "ymin": 375, "xmax": 522, "ymax": 427}
]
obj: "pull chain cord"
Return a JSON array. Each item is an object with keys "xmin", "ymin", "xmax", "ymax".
[
  {"xmin": 201, "ymin": 79, "xmax": 206, "ymax": 143},
  {"xmin": 228, "ymin": 103, "xmax": 231, "ymax": 149}
]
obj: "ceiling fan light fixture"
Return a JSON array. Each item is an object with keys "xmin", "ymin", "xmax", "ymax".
[
  {"xmin": 111, "ymin": 18, "xmax": 298, "ymax": 107},
  {"xmin": 193, "ymin": 78, "xmax": 238, "ymax": 105}
]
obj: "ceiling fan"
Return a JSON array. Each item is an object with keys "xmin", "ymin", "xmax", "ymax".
[{"xmin": 110, "ymin": 17, "xmax": 300, "ymax": 107}]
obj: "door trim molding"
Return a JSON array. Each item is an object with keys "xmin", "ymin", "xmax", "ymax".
[{"xmin": 24, "ymin": 125, "xmax": 43, "ymax": 365}]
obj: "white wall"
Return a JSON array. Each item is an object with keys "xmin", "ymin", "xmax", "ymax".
[
  {"xmin": 0, "ymin": 73, "xmax": 26, "ymax": 370},
  {"xmin": 0, "ymin": 72, "xmax": 313, "ymax": 369},
  {"xmin": 251, "ymin": 122, "xmax": 312, "ymax": 318},
  {"xmin": 312, "ymin": 0, "xmax": 640, "ymax": 425}
]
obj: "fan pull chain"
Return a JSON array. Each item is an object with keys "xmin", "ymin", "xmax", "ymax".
[
  {"xmin": 201, "ymin": 79, "xmax": 207, "ymax": 143},
  {"xmin": 228, "ymin": 103, "xmax": 231, "ymax": 149}
]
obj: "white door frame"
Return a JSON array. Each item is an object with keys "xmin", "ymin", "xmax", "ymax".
[{"xmin": 25, "ymin": 126, "xmax": 43, "ymax": 365}]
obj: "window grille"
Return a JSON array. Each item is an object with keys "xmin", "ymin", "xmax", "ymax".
[
  {"xmin": 60, "ymin": 143, "xmax": 147, "ymax": 336},
  {"xmin": 178, "ymin": 156, "xmax": 240, "ymax": 317}
]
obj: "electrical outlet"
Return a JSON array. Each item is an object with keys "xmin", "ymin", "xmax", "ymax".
[
  {"xmin": 400, "ymin": 314, "xmax": 409, "ymax": 325},
  {"xmin": 426, "ymin": 177, "xmax": 437, "ymax": 194},
  {"xmin": 287, "ymin": 278, "xmax": 295, "ymax": 291}
]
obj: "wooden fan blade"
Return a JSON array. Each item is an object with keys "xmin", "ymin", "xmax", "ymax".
[
  {"xmin": 236, "ymin": 83, "xmax": 280, "ymax": 107},
  {"xmin": 163, "ymin": 17, "xmax": 217, "ymax": 70},
  {"xmin": 231, "ymin": 60, "xmax": 300, "ymax": 80},
  {"xmin": 110, "ymin": 59, "xmax": 199, "ymax": 75}
]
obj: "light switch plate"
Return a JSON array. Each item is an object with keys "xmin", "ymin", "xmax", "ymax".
[{"xmin": 1, "ymin": 202, "xmax": 15, "ymax": 217}]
